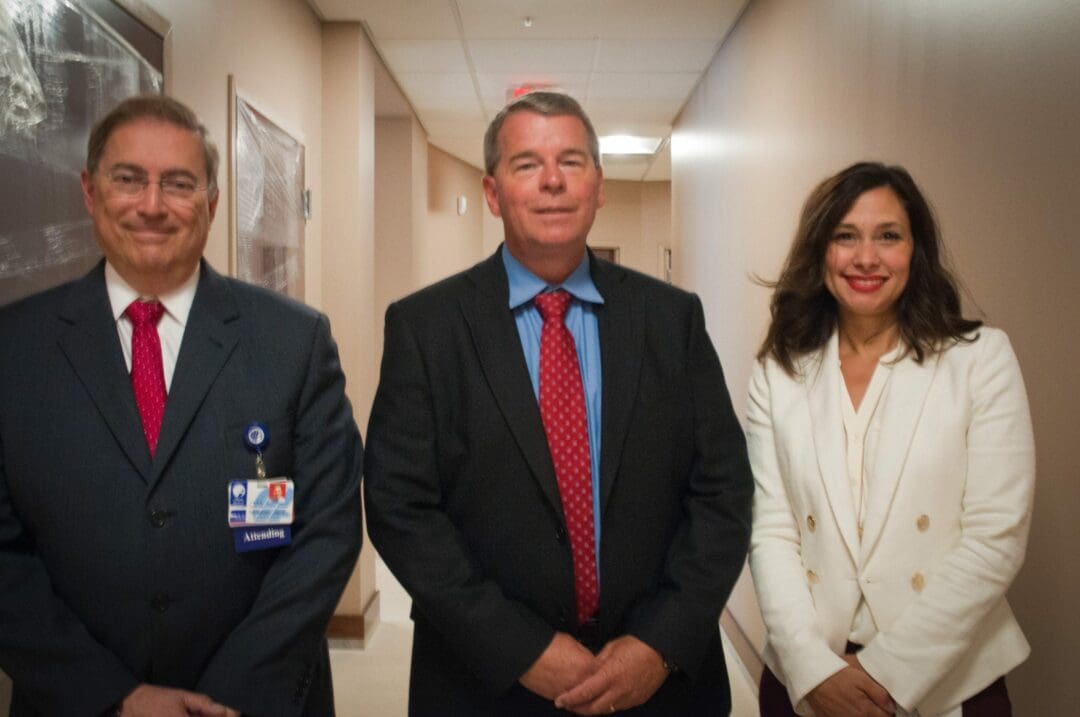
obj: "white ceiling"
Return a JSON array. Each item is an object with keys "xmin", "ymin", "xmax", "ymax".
[{"xmin": 307, "ymin": 0, "xmax": 747, "ymax": 181}]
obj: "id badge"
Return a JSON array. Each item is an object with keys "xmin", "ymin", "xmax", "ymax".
[
  {"xmin": 228, "ymin": 478, "xmax": 295, "ymax": 527},
  {"xmin": 232, "ymin": 422, "xmax": 294, "ymax": 551}
]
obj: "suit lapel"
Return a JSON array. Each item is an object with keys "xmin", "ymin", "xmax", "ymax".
[
  {"xmin": 859, "ymin": 350, "xmax": 939, "ymax": 560},
  {"xmin": 460, "ymin": 251, "xmax": 564, "ymax": 517},
  {"xmin": 805, "ymin": 334, "xmax": 860, "ymax": 563},
  {"xmin": 149, "ymin": 264, "xmax": 240, "ymax": 489},
  {"xmin": 591, "ymin": 257, "xmax": 643, "ymax": 515},
  {"xmin": 57, "ymin": 263, "xmax": 153, "ymax": 480}
]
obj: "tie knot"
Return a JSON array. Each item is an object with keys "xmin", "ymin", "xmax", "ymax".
[
  {"xmin": 534, "ymin": 290, "xmax": 572, "ymax": 322},
  {"xmin": 125, "ymin": 299, "xmax": 165, "ymax": 327}
]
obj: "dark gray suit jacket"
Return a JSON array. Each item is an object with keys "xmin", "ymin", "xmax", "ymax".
[
  {"xmin": 0, "ymin": 261, "xmax": 362, "ymax": 716},
  {"xmin": 364, "ymin": 248, "xmax": 752, "ymax": 715}
]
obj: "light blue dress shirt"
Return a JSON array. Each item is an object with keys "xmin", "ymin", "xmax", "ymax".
[{"xmin": 502, "ymin": 246, "xmax": 604, "ymax": 573}]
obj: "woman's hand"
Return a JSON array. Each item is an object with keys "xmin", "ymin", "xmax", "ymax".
[{"xmin": 806, "ymin": 656, "xmax": 896, "ymax": 717}]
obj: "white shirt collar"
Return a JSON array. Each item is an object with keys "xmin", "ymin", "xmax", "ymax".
[{"xmin": 105, "ymin": 262, "xmax": 200, "ymax": 327}]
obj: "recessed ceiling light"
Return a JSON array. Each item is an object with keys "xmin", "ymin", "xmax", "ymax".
[{"xmin": 599, "ymin": 135, "xmax": 663, "ymax": 155}]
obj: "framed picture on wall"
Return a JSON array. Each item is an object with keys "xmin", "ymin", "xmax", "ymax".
[
  {"xmin": 0, "ymin": 0, "xmax": 165, "ymax": 307},
  {"xmin": 228, "ymin": 76, "xmax": 306, "ymax": 301}
]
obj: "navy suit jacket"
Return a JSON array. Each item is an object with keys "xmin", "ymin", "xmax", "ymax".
[
  {"xmin": 0, "ymin": 261, "xmax": 362, "ymax": 716},
  {"xmin": 364, "ymin": 248, "xmax": 752, "ymax": 715}
]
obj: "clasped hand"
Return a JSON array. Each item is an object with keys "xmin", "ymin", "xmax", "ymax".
[
  {"xmin": 519, "ymin": 633, "xmax": 670, "ymax": 714},
  {"xmin": 118, "ymin": 684, "xmax": 241, "ymax": 717},
  {"xmin": 805, "ymin": 655, "xmax": 897, "ymax": 717}
]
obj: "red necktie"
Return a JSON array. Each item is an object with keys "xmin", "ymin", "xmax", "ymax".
[
  {"xmin": 534, "ymin": 290, "xmax": 598, "ymax": 625},
  {"xmin": 125, "ymin": 300, "xmax": 167, "ymax": 456}
]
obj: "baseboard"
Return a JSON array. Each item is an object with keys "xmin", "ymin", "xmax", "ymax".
[{"xmin": 327, "ymin": 589, "xmax": 380, "ymax": 646}]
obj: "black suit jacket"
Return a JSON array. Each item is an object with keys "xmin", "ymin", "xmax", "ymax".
[
  {"xmin": 0, "ymin": 261, "xmax": 362, "ymax": 716},
  {"xmin": 364, "ymin": 248, "xmax": 752, "ymax": 715}
]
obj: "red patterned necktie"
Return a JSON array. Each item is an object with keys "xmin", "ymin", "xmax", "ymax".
[
  {"xmin": 125, "ymin": 300, "xmax": 167, "ymax": 456},
  {"xmin": 534, "ymin": 290, "xmax": 598, "ymax": 625}
]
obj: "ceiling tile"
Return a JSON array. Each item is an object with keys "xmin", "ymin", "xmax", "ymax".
[
  {"xmin": 592, "ymin": 0, "xmax": 746, "ymax": 39},
  {"xmin": 476, "ymin": 72, "xmax": 591, "ymax": 106},
  {"xmin": 458, "ymin": 0, "xmax": 601, "ymax": 39},
  {"xmin": 594, "ymin": 38, "xmax": 719, "ymax": 73},
  {"xmin": 468, "ymin": 39, "xmax": 597, "ymax": 74},
  {"xmin": 396, "ymin": 72, "xmax": 478, "ymax": 102},
  {"xmin": 380, "ymin": 40, "xmax": 470, "ymax": 73},
  {"xmin": 313, "ymin": 0, "xmax": 461, "ymax": 38},
  {"xmin": 586, "ymin": 73, "xmax": 701, "ymax": 101}
]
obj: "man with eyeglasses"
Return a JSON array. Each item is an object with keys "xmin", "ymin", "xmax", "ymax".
[{"xmin": 0, "ymin": 95, "xmax": 362, "ymax": 716}]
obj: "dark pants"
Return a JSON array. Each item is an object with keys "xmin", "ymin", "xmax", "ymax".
[{"xmin": 758, "ymin": 645, "xmax": 1011, "ymax": 716}]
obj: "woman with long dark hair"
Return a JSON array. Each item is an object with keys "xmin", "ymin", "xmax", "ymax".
[{"xmin": 748, "ymin": 162, "xmax": 1034, "ymax": 717}]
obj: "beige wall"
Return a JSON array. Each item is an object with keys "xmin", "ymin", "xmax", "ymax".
[
  {"xmin": 320, "ymin": 22, "xmax": 379, "ymax": 625},
  {"xmin": 421, "ymin": 146, "xmax": 486, "ymax": 285},
  {"xmin": 479, "ymin": 175, "xmax": 672, "ymax": 279},
  {"xmin": 145, "ymin": 0, "xmax": 326, "ymax": 307},
  {"xmin": 374, "ymin": 116, "xmax": 425, "ymax": 362},
  {"xmin": 672, "ymin": 0, "xmax": 1080, "ymax": 712},
  {"xmin": 589, "ymin": 180, "xmax": 672, "ymax": 279}
]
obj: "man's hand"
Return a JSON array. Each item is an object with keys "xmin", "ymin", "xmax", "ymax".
[
  {"xmin": 519, "ymin": 632, "xmax": 598, "ymax": 701},
  {"xmin": 553, "ymin": 635, "xmax": 669, "ymax": 715},
  {"xmin": 805, "ymin": 656, "xmax": 896, "ymax": 717},
  {"xmin": 118, "ymin": 684, "xmax": 234, "ymax": 716}
]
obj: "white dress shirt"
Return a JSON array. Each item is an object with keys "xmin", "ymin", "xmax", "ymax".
[
  {"xmin": 105, "ymin": 262, "xmax": 199, "ymax": 392},
  {"xmin": 839, "ymin": 347, "xmax": 961, "ymax": 717}
]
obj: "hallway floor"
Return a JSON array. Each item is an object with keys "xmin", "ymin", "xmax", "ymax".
[{"xmin": 329, "ymin": 558, "xmax": 760, "ymax": 715}]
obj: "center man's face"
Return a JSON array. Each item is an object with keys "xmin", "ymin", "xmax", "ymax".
[
  {"xmin": 482, "ymin": 111, "xmax": 605, "ymax": 265},
  {"xmin": 81, "ymin": 117, "xmax": 218, "ymax": 295}
]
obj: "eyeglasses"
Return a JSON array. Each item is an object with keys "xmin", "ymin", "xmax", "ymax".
[{"xmin": 105, "ymin": 169, "xmax": 211, "ymax": 201}]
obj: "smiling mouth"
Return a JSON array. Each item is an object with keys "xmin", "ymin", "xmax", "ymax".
[{"xmin": 844, "ymin": 276, "xmax": 887, "ymax": 292}]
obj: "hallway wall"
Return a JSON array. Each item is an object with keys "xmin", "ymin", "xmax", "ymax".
[
  {"xmin": 421, "ymin": 145, "xmax": 486, "ymax": 286},
  {"xmin": 143, "ymin": 0, "xmax": 326, "ymax": 306},
  {"xmin": 590, "ymin": 180, "xmax": 673, "ymax": 280},
  {"xmin": 672, "ymin": 0, "xmax": 1080, "ymax": 713}
]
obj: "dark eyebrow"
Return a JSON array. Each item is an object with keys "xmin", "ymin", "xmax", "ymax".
[
  {"xmin": 507, "ymin": 151, "xmax": 541, "ymax": 164},
  {"xmin": 106, "ymin": 163, "xmax": 198, "ymax": 181},
  {"xmin": 108, "ymin": 162, "xmax": 147, "ymax": 175},
  {"xmin": 834, "ymin": 221, "xmax": 903, "ymax": 231},
  {"xmin": 160, "ymin": 168, "xmax": 199, "ymax": 180}
]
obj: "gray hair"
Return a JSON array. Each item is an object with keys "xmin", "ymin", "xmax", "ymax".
[
  {"xmin": 87, "ymin": 94, "xmax": 219, "ymax": 191},
  {"xmin": 483, "ymin": 91, "xmax": 601, "ymax": 176}
]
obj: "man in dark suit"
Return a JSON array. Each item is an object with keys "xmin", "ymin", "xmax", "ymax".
[
  {"xmin": 0, "ymin": 95, "xmax": 362, "ymax": 716},
  {"xmin": 364, "ymin": 91, "xmax": 752, "ymax": 715}
]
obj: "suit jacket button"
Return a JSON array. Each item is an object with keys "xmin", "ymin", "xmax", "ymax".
[
  {"xmin": 149, "ymin": 510, "xmax": 167, "ymax": 528},
  {"xmin": 555, "ymin": 527, "xmax": 566, "ymax": 544},
  {"xmin": 916, "ymin": 514, "xmax": 930, "ymax": 532},
  {"xmin": 151, "ymin": 593, "xmax": 170, "ymax": 612},
  {"xmin": 806, "ymin": 514, "xmax": 816, "ymax": 532},
  {"xmin": 806, "ymin": 569, "xmax": 819, "ymax": 585},
  {"xmin": 911, "ymin": 572, "xmax": 925, "ymax": 592}
]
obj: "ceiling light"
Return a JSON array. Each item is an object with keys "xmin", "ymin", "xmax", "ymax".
[{"xmin": 599, "ymin": 135, "xmax": 663, "ymax": 156}]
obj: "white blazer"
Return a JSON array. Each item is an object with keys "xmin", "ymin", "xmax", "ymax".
[{"xmin": 747, "ymin": 328, "xmax": 1034, "ymax": 716}]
